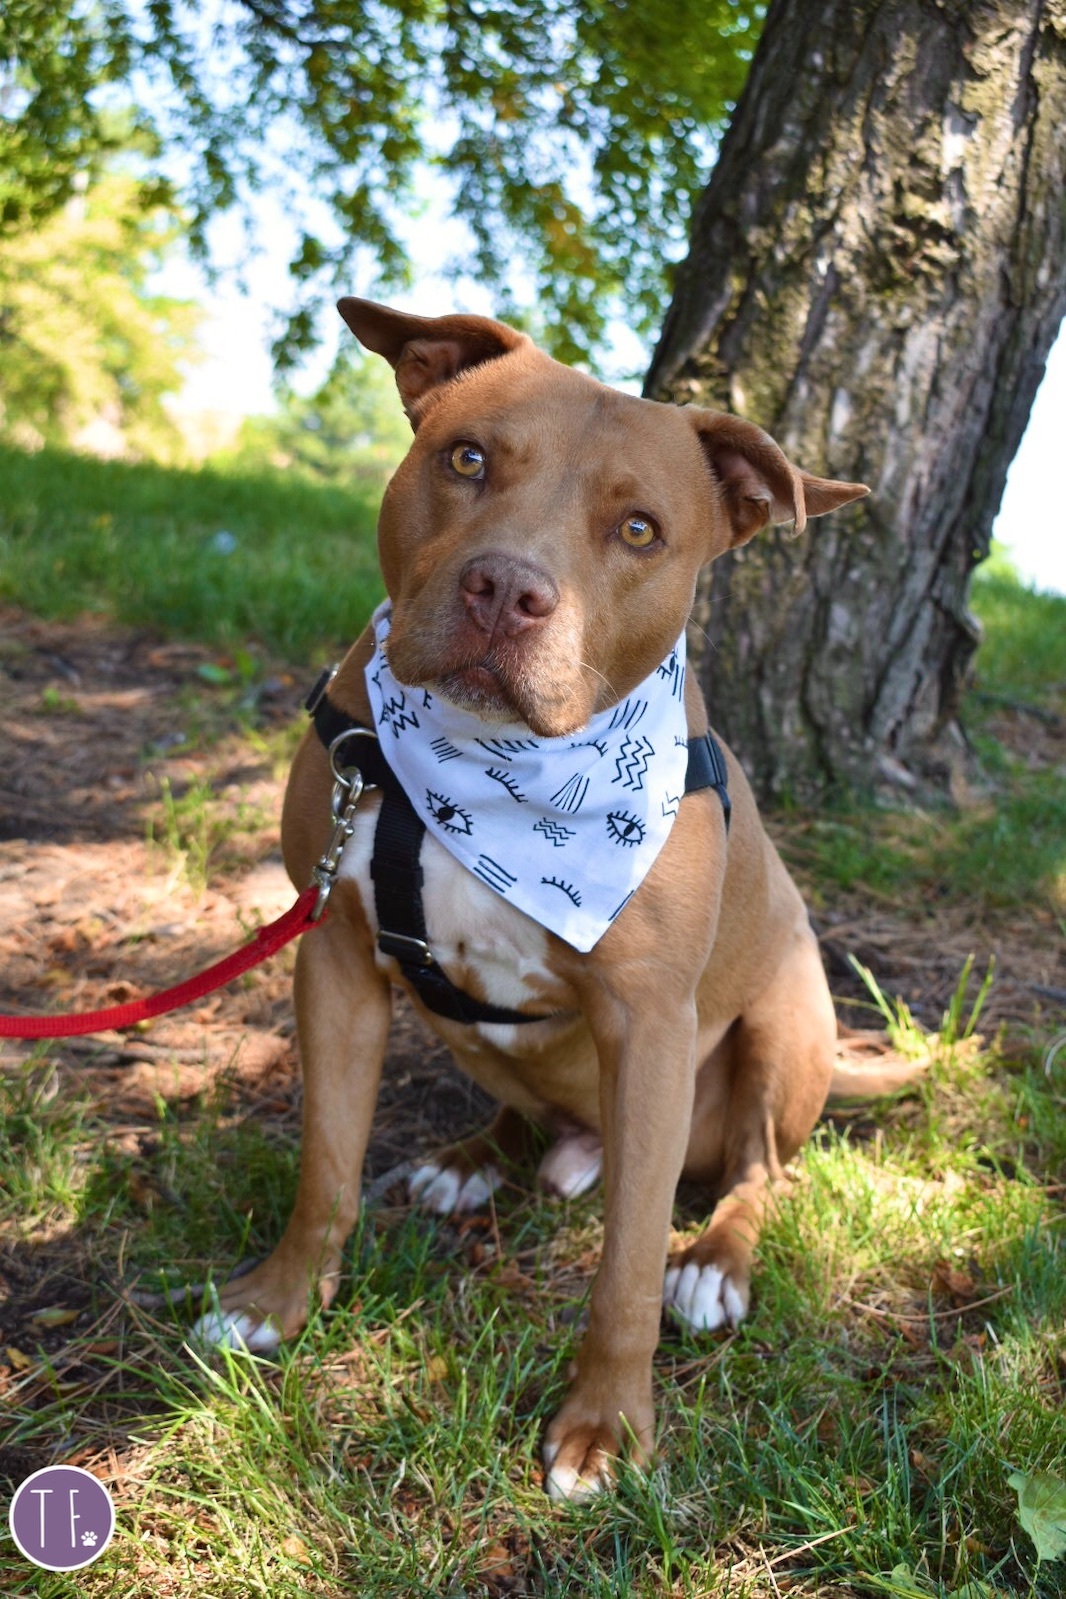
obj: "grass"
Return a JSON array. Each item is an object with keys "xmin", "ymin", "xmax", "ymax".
[
  {"xmin": 1, "ymin": 450, "xmax": 1064, "ymax": 1595},
  {"xmin": 1, "ymin": 1029, "xmax": 1063, "ymax": 1596},
  {"xmin": 0, "ymin": 442, "xmax": 384, "ymax": 662}
]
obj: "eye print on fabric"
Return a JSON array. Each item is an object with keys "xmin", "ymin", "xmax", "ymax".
[
  {"xmin": 656, "ymin": 649, "xmax": 686, "ymax": 701},
  {"xmin": 484, "ymin": 767, "xmax": 528, "ymax": 803},
  {"xmin": 541, "ymin": 875, "xmax": 582, "ymax": 906},
  {"xmin": 606, "ymin": 809, "xmax": 646, "ymax": 847},
  {"xmin": 426, "ymin": 791, "xmax": 474, "ymax": 835}
]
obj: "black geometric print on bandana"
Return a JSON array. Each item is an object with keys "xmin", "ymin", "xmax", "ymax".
[
  {"xmin": 420, "ymin": 689, "xmax": 434, "ymax": 709},
  {"xmin": 657, "ymin": 649, "xmax": 686, "ymax": 700},
  {"xmin": 474, "ymin": 855, "xmax": 518, "ymax": 893},
  {"xmin": 661, "ymin": 790, "xmax": 683, "ymax": 820},
  {"xmin": 606, "ymin": 809, "xmax": 646, "ymax": 847},
  {"xmin": 541, "ymin": 875, "xmax": 582, "ymax": 907},
  {"xmin": 379, "ymin": 691, "xmax": 419, "ymax": 737},
  {"xmin": 570, "ymin": 736, "xmax": 607, "ymax": 757},
  {"xmin": 431, "ymin": 736, "xmax": 462, "ymax": 763},
  {"xmin": 475, "ymin": 736, "xmax": 540, "ymax": 761},
  {"xmin": 426, "ymin": 790, "xmax": 473, "ymax": 835},
  {"xmin": 609, "ymin": 888, "xmax": 636, "ymax": 921},
  {"xmin": 612, "ymin": 734, "xmax": 654, "ymax": 791},
  {"xmin": 533, "ymin": 817, "xmax": 576, "ymax": 847},
  {"xmin": 673, "ymin": 733, "xmax": 689, "ymax": 749},
  {"xmin": 607, "ymin": 697, "xmax": 647, "ymax": 732},
  {"xmin": 484, "ymin": 767, "xmax": 528, "ymax": 803},
  {"xmin": 550, "ymin": 772, "xmax": 590, "ymax": 814}
]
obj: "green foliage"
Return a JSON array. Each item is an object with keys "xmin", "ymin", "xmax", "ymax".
[
  {"xmin": 225, "ymin": 347, "xmax": 410, "ymax": 492},
  {"xmin": 0, "ymin": 165, "xmax": 199, "ymax": 455},
  {"xmin": 1007, "ymin": 1470, "xmax": 1066, "ymax": 1564},
  {"xmin": 0, "ymin": 0, "xmax": 140, "ymax": 232},
  {"xmin": 1, "ymin": 1, "xmax": 764, "ymax": 366}
]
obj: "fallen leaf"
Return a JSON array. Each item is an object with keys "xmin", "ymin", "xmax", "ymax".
[
  {"xmin": 280, "ymin": 1535, "xmax": 312, "ymax": 1566},
  {"xmin": 1007, "ymin": 1468, "xmax": 1066, "ymax": 1562},
  {"xmin": 196, "ymin": 662, "xmax": 232, "ymax": 685},
  {"xmin": 932, "ymin": 1259, "xmax": 979, "ymax": 1304},
  {"xmin": 5, "ymin": 1346, "xmax": 34, "ymax": 1371},
  {"xmin": 30, "ymin": 1306, "xmax": 80, "ymax": 1329}
]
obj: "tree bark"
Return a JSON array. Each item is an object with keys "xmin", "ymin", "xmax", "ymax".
[{"xmin": 646, "ymin": 0, "xmax": 1066, "ymax": 800}]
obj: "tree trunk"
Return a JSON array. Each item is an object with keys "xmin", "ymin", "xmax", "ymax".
[{"xmin": 645, "ymin": 0, "xmax": 1066, "ymax": 801}]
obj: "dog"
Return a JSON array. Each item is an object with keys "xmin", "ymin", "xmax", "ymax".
[{"xmin": 194, "ymin": 299, "xmax": 875, "ymax": 1502}]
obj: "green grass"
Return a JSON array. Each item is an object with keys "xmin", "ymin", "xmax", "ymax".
[
  {"xmin": 0, "ymin": 442, "xmax": 384, "ymax": 662},
  {"xmin": 1, "ymin": 1030, "xmax": 1063, "ymax": 1597}
]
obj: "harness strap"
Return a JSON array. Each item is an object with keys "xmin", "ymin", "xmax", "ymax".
[{"xmin": 309, "ymin": 674, "xmax": 731, "ymax": 1027}]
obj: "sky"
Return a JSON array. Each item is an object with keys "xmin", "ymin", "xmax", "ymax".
[{"xmin": 159, "ymin": 203, "xmax": 1066, "ymax": 597}]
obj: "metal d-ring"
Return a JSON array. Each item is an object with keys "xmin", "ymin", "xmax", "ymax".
[{"xmin": 327, "ymin": 725, "xmax": 379, "ymax": 787}]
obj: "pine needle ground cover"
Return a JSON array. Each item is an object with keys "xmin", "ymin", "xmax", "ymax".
[{"xmin": 0, "ymin": 447, "xmax": 1062, "ymax": 1597}]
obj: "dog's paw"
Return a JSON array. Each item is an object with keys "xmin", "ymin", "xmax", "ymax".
[
  {"xmin": 542, "ymin": 1428, "xmax": 617, "ymax": 1503},
  {"xmin": 408, "ymin": 1160, "xmax": 503, "ymax": 1215},
  {"xmin": 191, "ymin": 1294, "xmax": 284, "ymax": 1355},
  {"xmin": 662, "ymin": 1260, "xmax": 748, "ymax": 1333},
  {"xmin": 537, "ymin": 1129, "xmax": 603, "ymax": 1199}
]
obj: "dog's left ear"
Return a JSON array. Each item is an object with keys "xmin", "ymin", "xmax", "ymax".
[
  {"xmin": 337, "ymin": 297, "xmax": 529, "ymax": 425},
  {"xmin": 689, "ymin": 410, "xmax": 869, "ymax": 546}
]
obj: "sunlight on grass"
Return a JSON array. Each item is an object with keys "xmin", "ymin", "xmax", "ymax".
[
  {"xmin": 2, "ymin": 995, "xmax": 1062, "ymax": 1595},
  {"xmin": 0, "ymin": 442, "xmax": 384, "ymax": 662}
]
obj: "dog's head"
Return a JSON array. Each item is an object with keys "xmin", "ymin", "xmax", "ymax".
[{"xmin": 340, "ymin": 298, "xmax": 868, "ymax": 738}]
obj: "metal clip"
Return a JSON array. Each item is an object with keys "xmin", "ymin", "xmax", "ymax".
[{"xmin": 309, "ymin": 727, "xmax": 379, "ymax": 920}]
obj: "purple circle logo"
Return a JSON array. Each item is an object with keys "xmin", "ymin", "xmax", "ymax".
[{"xmin": 8, "ymin": 1465, "xmax": 115, "ymax": 1571}]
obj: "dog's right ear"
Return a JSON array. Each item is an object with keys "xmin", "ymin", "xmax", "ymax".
[{"xmin": 337, "ymin": 298, "xmax": 529, "ymax": 426}]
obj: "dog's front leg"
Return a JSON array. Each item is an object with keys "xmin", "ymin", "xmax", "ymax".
[
  {"xmin": 194, "ymin": 906, "xmax": 391, "ymax": 1352},
  {"xmin": 543, "ymin": 986, "xmax": 697, "ymax": 1502}
]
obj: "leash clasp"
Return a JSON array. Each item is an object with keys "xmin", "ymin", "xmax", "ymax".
[{"xmin": 310, "ymin": 728, "xmax": 379, "ymax": 921}]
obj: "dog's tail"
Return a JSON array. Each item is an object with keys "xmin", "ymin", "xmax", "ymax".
[{"xmin": 828, "ymin": 1025, "xmax": 932, "ymax": 1100}]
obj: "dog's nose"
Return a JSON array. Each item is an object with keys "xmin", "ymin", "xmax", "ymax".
[{"xmin": 459, "ymin": 551, "xmax": 559, "ymax": 636}]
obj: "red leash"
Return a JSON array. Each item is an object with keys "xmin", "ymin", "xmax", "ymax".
[{"xmin": 0, "ymin": 887, "xmax": 322, "ymax": 1039}]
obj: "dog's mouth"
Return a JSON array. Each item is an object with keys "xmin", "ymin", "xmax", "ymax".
[
  {"xmin": 433, "ymin": 659, "xmax": 532, "ymax": 724},
  {"xmin": 387, "ymin": 610, "xmax": 595, "ymax": 737}
]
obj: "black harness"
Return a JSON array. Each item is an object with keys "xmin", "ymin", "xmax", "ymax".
[{"xmin": 306, "ymin": 668, "xmax": 731, "ymax": 1027}]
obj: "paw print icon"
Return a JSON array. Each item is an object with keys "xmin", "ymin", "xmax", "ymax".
[{"xmin": 9, "ymin": 1464, "xmax": 115, "ymax": 1570}]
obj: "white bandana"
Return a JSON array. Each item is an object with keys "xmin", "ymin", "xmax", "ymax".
[{"xmin": 365, "ymin": 604, "xmax": 690, "ymax": 951}]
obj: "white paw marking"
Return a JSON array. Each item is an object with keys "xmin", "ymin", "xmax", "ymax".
[
  {"xmin": 191, "ymin": 1305, "xmax": 283, "ymax": 1354},
  {"xmin": 662, "ymin": 1261, "xmax": 748, "ymax": 1332},
  {"xmin": 408, "ymin": 1161, "xmax": 502, "ymax": 1214},
  {"xmin": 537, "ymin": 1131, "xmax": 603, "ymax": 1198},
  {"xmin": 542, "ymin": 1442, "xmax": 610, "ymax": 1504}
]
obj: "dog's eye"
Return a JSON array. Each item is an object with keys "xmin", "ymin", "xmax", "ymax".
[
  {"xmin": 618, "ymin": 514, "xmax": 658, "ymax": 549},
  {"xmin": 450, "ymin": 442, "xmax": 486, "ymax": 479}
]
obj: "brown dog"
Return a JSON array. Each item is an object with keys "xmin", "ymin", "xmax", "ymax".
[{"xmin": 194, "ymin": 300, "xmax": 871, "ymax": 1501}]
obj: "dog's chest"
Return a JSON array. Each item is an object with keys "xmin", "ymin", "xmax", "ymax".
[{"xmin": 337, "ymin": 794, "xmax": 561, "ymax": 1018}]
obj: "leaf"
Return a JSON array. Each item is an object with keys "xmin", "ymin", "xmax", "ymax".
[
  {"xmin": 5, "ymin": 1346, "xmax": 34, "ymax": 1371},
  {"xmin": 280, "ymin": 1535, "xmax": 312, "ymax": 1566},
  {"xmin": 1007, "ymin": 1469, "xmax": 1066, "ymax": 1562},
  {"xmin": 196, "ymin": 662, "xmax": 232, "ymax": 685},
  {"xmin": 30, "ymin": 1306, "xmax": 80, "ymax": 1328}
]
